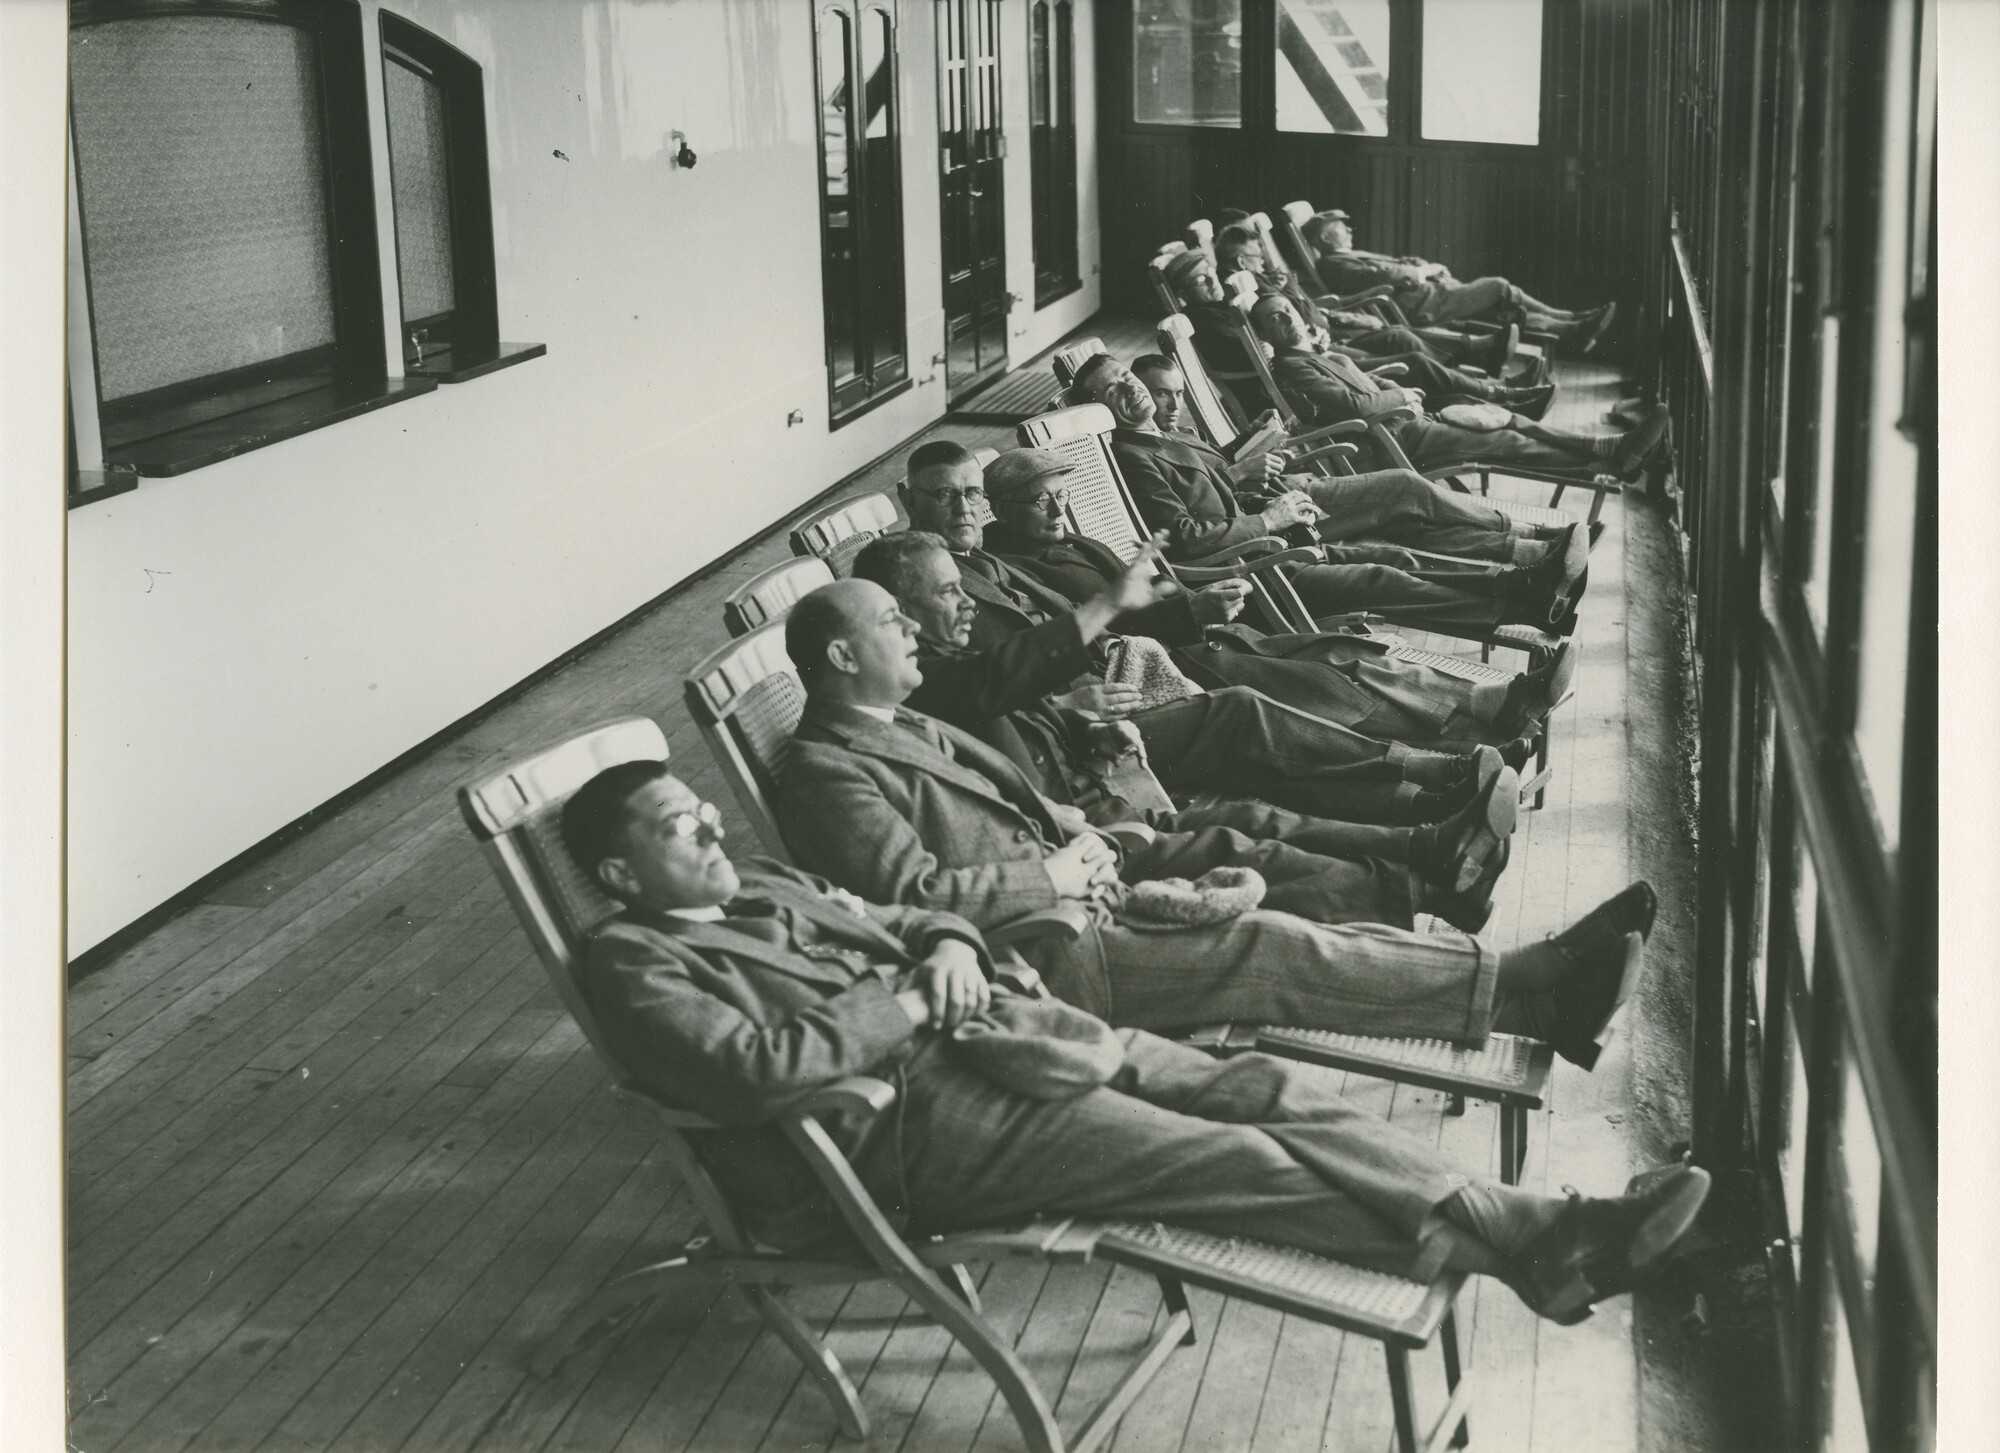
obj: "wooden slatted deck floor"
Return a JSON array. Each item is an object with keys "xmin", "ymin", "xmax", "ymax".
[{"xmin": 67, "ymin": 347, "xmax": 1689, "ymax": 1453}]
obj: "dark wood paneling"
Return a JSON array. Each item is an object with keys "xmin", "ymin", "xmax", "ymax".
[{"xmin": 1096, "ymin": 0, "xmax": 1655, "ymax": 334}]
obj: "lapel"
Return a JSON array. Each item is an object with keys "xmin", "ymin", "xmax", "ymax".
[
  {"xmin": 642, "ymin": 910, "xmax": 862, "ymax": 989},
  {"xmin": 958, "ymin": 549, "xmax": 1077, "ymax": 623},
  {"xmin": 802, "ymin": 701, "xmax": 1032, "ymax": 812},
  {"xmin": 752, "ymin": 875, "xmax": 911, "ymax": 960}
]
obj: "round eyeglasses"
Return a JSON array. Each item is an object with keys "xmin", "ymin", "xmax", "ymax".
[
  {"xmin": 911, "ymin": 484, "xmax": 988, "ymax": 507},
  {"xmin": 665, "ymin": 800, "xmax": 725, "ymax": 844}
]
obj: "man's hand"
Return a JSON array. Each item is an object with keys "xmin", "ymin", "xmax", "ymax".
[
  {"xmin": 1051, "ymin": 682, "xmax": 1146, "ymax": 719},
  {"xmin": 1256, "ymin": 492, "xmax": 1320, "ymax": 532},
  {"xmin": 1082, "ymin": 718, "xmax": 1145, "ymax": 760},
  {"xmin": 1189, "ymin": 579, "xmax": 1251, "ymax": 624},
  {"xmin": 902, "ymin": 938, "xmax": 991, "ymax": 1031},
  {"xmin": 1098, "ymin": 537, "xmax": 1168, "ymax": 613},
  {"xmin": 1227, "ymin": 450, "xmax": 1286, "ymax": 488},
  {"xmin": 1043, "ymin": 833, "xmax": 1120, "ymax": 901}
]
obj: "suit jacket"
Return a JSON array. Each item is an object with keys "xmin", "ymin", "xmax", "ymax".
[
  {"xmin": 1313, "ymin": 249, "xmax": 1435, "ymax": 313},
  {"xmin": 780, "ymin": 701, "xmax": 1080, "ymax": 930},
  {"xmin": 578, "ymin": 861, "xmax": 990, "ymax": 1241},
  {"xmin": 978, "ymin": 522, "xmax": 1201, "ymax": 645},
  {"xmin": 1269, "ymin": 346, "xmax": 1408, "ymax": 427},
  {"xmin": 1109, "ymin": 427, "xmax": 1275, "ymax": 561}
]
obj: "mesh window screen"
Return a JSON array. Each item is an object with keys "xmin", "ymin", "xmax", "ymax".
[
  {"xmin": 384, "ymin": 55, "xmax": 457, "ymax": 325},
  {"xmin": 70, "ymin": 16, "xmax": 337, "ymax": 403}
]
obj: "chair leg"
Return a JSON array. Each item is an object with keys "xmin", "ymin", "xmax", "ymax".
[
  {"xmin": 744, "ymin": 1285, "xmax": 871, "ymax": 1443},
  {"xmin": 1156, "ymin": 1274, "xmax": 1200, "ymax": 1347},
  {"xmin": 1440, "ymin": 1307, "xmax": 1471, "ymax": 1448},
  {"xmin": 946, "ymin": 1262, "xmax": 983, "ymax": 1314},
  {"xmin": 1499, "ymin": 1103, "xmax": 1519, "ymax": 1186},
  {"xmin": 1384, "ymin": 1345, "xmax": 1421, "ymax": 1453}
]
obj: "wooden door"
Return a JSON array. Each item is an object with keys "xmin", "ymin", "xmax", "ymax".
[{"xmin": 938, "ymin": 0, "xmax": 1009, "ymax": 398}]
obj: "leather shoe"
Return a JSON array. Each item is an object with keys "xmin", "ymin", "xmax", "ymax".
[
  {"xmin": 1496, "ymin": 640, "xmax": 1576, "ymax": 735},
  {"xmin": 1580, "ymin": 301, "xmax": 1618, "ymax": 356},
  {"xmin": 1503, "ymin": 382, "xmax": 1557, "ymax": 421},
  {"xmin": 1506, "ymin": 1165, "xmax": 1711, "ymax": 1324},
  {"xmin": 1611, "ymin": 402, "xmax": 1671, "ymax": 478},
  {"xmin": 1417, "ymin": 754, "xmax": 1518, "ymax": 895}
]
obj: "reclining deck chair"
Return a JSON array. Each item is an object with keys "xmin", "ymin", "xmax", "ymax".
[
  {"xmin": 463, "ymin": 718, "xmax": 1487, "ymax": 1453},
  {"xmin": 690, "ymin": 611, "xmax": 1552, "ymax": 1189},
  {"xmin": 1051, "ymin": 336, "xmax": 1107, "ymax": 403},
  {"xmin": 724, "ymin": 557, "xmax": 836, "ymax": 637},
  {"xmin": 789, "ymin": 492, "xmax": 904, "ymax": 576}
]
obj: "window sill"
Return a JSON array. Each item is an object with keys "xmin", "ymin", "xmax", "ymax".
[
  {"xmin": 100, "ymin": 375, "xmax": 440, "ymax": 481},
  {"xmin": 829, "ymin": 376, "xmax": 915, "ymax": 431},
  {"xmin": 410, "ymin": 340, "xmax": 547, "ymax": 384},
  {"xmin": 69, "ymin": 469, "xmax": 141, "ymax": 509},
  {"xmin": 1035, "ymin": 277, "xmax": 1083, "ymax": 310}
]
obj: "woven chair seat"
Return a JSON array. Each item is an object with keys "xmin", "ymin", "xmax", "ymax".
[{"xmin": 1253, "ymin": 1027, "xmax": 1553, "ymax": 1106}]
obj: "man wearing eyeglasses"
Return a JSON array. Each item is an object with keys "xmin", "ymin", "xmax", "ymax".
[{"xmin": 563, "ymin": 758, "xmax": 1709, "ymax": 1324}]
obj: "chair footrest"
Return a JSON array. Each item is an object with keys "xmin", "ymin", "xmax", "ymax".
[
  {"xmin": 1088, "ymin": 1221, "xmax": 1463, "ymax": 1347},
  {"xmin": 1486, "ymin": 499, "xmax": 1579, "ymax": 529},
  {"xmin": 1488, "ymin": 623, "xmax": 1563, "ymax": 658},
  {"xmin": 1252, "ymin": 1027, "xmax": 1554, "ymax": 1107},
  {"xmin": 1386, "ymin": 644, "xmax": 1514, "ymax": 684}
]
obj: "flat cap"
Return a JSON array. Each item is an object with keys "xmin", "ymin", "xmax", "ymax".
[
  {"xmin": 1160, "ymin": 248, "xmax": 1211, "ymax": 289},
  {"xmin": 983, "ymin": 447, "xmax": 1074, "ymax": 500}
]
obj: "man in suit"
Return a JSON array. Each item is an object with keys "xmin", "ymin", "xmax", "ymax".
[
  {"xmin": 564, "ymin": 759, "xmax": 1710, "ymax": 1319},
  {"xmin": 774, "ymin": 574, "xmax": 1659, "ymax": 1072},
  {"xmin": 971, "ymin": 447, "xmax": 1576, "ymax": 748},
  {"xmin": 892, "ymin": 442, "xmax": 1513, "ymax": 825},
  {"xmin": 1250, "ymin": 295, "xmax": 1672, "ymax": 479},
  {"xmin": 1301, "ymin": 208, "xmax": 1617, "ymax": 348},
  {"xmin": 1067, "ymin": 354, "xmax": 1588, "ymax": 631},
  {"xmin": 848, "ymin": 531, "xmax": 1522, "ymax": 931}
]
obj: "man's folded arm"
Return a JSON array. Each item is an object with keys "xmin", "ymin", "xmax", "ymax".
[
  {"xmin": 1116, "ymin": 447, "xmax": 1272, "ymax": 561},
  {"xmin": 905, "ymin": 612, "xmax": 1094, "ymax": 727},
  {"xmin": 762, "ymin": 860, "xmax": 998, "ymax": 976},
  {"xmin": 586, "ymin": 929, "xmax": 916, "ymax": 1124}
]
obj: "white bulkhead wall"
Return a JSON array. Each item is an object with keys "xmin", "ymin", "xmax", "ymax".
[{"xmin": 65, "ymin": 0, "xmax": 1097, "ymax": 952}]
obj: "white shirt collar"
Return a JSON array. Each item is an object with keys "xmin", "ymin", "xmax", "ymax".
[
  {"xmin": 665, "ymin": 904, "xmax": 727, "ymax": 922},
  {"xmin": 852, "ymin": 704, "xmax": 897, "ymax": 724}
]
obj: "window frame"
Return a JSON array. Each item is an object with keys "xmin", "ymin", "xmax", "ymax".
[
  {"xmin": 68, "ymin": 0, "xmax": 417, "ymax": 481},
  {"xmin": 377, "ymin": 11, "xmax": 543, "ymax": 384},
  {"xmin": 1029, "ymin": 0, "xmax": 1082, "ymax": 307},
  {"xmin": 1118, "ymin": 0, "xmax": 1556, "ymax": 155}
]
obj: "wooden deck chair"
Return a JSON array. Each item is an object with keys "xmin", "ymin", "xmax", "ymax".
[
  {"xmin": 1145, "ymin": 244, "xmax": 1188, "ymax": 317},
  {"xmin": 1156, "ymin": 312, "xmax": 1365, "ymax": 477},
  {"xmin": 1051, "ymin": 336, "xmax": 1107, "ymax": 400},
  {"xmin": 724, "ymin": 557, "xmax": 835, "ymax": 637},
  {"xmin": 463, "ymin": 718, "xmax": 1484, "ymax": 1453},
  {"xmin": 686, "ymin": 618, "xmax": 1551, "ymax": 1187},
  {"xmin": 1183, "ymin": 217, "xmax": 1216, "ymax": 262},
  {"xmin": 789, "ymin": 492, "xmax": 903, "ymax": 577}
]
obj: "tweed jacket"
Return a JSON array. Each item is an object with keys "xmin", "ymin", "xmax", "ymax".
[
  {"xmin": 778, "ymin": 699, "xmax": 1087, "ymax": 931},
  {"xmin": 977, "ymin": 522, "xmax": 1201, "ymax": 646},
  {"xmin": 1268, "ymin": 346, "xmax": 1410, "ymax": 428},
  {"xmin": 1108, "ymin": 427, "xmax": 1276, "ymax": 562}
]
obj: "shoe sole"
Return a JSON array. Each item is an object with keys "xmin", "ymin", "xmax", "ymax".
[
  {"xmin": 1568, "ymin": 932, "xmax": 1646, "ymax": 1070},
  {"xmin": 1536, "ymin": 1167, "xmax": 1711, "ymax": 1324},
  {"xmin": 1454, "ymin": 764, "xmax": 1519, "ymax": 893}
]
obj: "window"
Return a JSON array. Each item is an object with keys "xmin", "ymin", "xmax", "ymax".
[
  {"xmin": 68, "ymin": 0, "xmax": 423, "ymax": 481},
  {"xmin": 1131, "ymin": 0, "xmax": 1547, "ymax": 148},
  {"xmin": 1030, "ymin": 1, "xmax": 1081, "ymax": 306},
  {"xmin": 814, "ymin": 2, "xmax": 909, "ymax": 423},
  {"xmin": 378, "ymin": 14, "xmax": 543, "ymax": 383},
  {"xmin": 1276, "ymin": 0, "xmax": 1391, "ymax": 136},
  {"xmin": 1133, "ymin": 0, "xmax": 1242, "ymax": 127},
  {"xmin": 1420, "ymin": 0, "xmax": 1543, "ymax": 144}
]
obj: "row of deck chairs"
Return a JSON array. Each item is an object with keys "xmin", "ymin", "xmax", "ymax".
[{"xmin": 448, "ymin": 212, "xmax": 1618, "ymax": 1452}]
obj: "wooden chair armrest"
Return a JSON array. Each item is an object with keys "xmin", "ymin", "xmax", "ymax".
[
  {"xmin": 1320, "ymin": 284, "xmax": 1394, "ymax": 308},
  {"xmin": 1366, "ymin": 363, "xmax": 1409, "ymax": 379},
  {"xmin": 985, "ymin": 903, "xmax": 1090, "ymax": 951},
  {"xmin": 1182, "ymin": 539, "xmax": 1324, "ymax": 570},
  {"xmin": 791, "ymin": 1076, "xmax": 900, "ymax": 1123},
  {"xmin": 1284, "ymin": 420, "xmax": 1368, "ymax": 447},
  {"xmin": 1097, "ymin": 821, "xmax": 1158, "ymax": 853},
  {"xmin": 1369, "ymin": 406, "xmax": 1418, "ymax": 427},
  {"xmin": 1287, "ymin": 442, "xmax": 1359, "ymax": 469}
]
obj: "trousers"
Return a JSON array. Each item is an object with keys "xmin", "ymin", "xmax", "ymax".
[
  {"xmin": 1412, "ymin": 276, "xmax": 1526, "ymax": 326},
  {"xmin": 1123, "ymin": 822, "xmax": 1419, "ymax": 928},
  {"xmin": 869, "ymin": 1031, "xmax": 1474, "ymax": 1279},
  {"xmin": 1131, "ymin": 686, "xmax": 1463, "ymax": 823},
  {"xmin": 1023, "ymin": 906, "xmax": 1498, "ymax": 1045},
  {"xmin": 1396, "ymin": 417, "xmax": 1598, "ymax": 476},
  {"xmin": 1296, "ymin": 467, "xmax": 1530, "ymax": 560}
]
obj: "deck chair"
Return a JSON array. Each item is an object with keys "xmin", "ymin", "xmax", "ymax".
[
  {"xmin": 1145, "ymin": 244, "xmax": 1188, "ymax": 317},
  {"xmin": 1183, "ymin": 217, "xmax": 1216, "ymax": 262},
  {"xmin": 463, "ymin": 718, "xmax": 1483, "ymax": 1453},
  {"xmin": 1157, "ymin": 312, "xmax": 1369, "ymax": 479},
  {"xmin": 789, "ymin": 492, "xmax": 903, "ymax": 576},
  {"xmin": 686, "ymin": 620, "xmax": 1551, "ymax": 1189},
  {"xmin": 1051, "ymin": 336, "xmax": 1107, "ymax": 401},
  {"xmin": 724, "ymin": 557, "xmax": 835, "ymax": 637}
]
